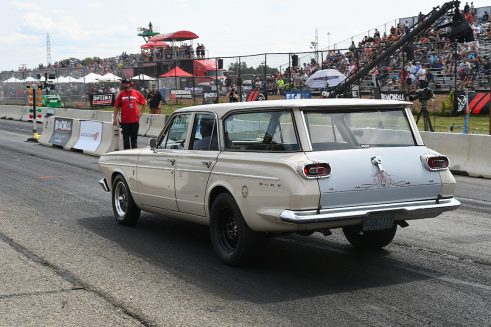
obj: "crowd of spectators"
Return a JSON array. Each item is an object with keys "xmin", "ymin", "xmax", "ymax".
[{"xmin": 141, "ymin": 43, "xmax": 206, "ymax": 62}]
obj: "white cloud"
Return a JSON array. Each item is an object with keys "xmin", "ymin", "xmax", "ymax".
[{"xmin": 11, "ymin": 1, "xmax": 40, "ymax": 11}]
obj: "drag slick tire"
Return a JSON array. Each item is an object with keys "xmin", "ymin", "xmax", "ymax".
[
  {"xmin": 112, "ymin": 175, "xmax": 141, "ymax": 226},
  {"xmin": 210, "ymin": 193, "xmax": 263, "ymax": 266},
  {"xmin": 342, "ymin": 224, "xmax": 397, "ymax": 250}
]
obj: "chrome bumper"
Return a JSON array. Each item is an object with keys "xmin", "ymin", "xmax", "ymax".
[
  {"xmin": 279, "ymin": 198, "xmax": 461, "ymax": 224},
  {"xmin": 98, "ymin": 178, "xmax": 110, "ymax": 192}
]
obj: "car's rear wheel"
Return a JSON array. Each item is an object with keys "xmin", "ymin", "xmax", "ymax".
[
  {"xmin": 112, "ymin": 175, "xmax": 140, "ymax": 226},
  {"xmin": 342, "ymin": 224, "xmax": 397, "ymax": 250},
  {"xmin": 210, "ymin": 193, "xmax": 263, "ymax": 266}
]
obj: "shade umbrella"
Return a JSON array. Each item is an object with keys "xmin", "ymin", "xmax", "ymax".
[
  {"xmin": 131, "ymin": 74, "xmax": 156, "ymax": 81},
  {"xmin": 305, "ymin": 69, "xmax": 346, "ymax": 89}
]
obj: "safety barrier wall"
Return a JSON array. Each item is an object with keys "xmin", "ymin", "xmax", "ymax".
[
  {"xmin": 138, "ymin": 114, "xmax": 152, "ymax": 136},
  {"xmin": 38, "ymin": 116, "xmax": 120, "ymax": 157},
  {"xmin": 420, "ymin": 131, "xmax": 491, "ymax": 178},
  {"xmin": 4, "ymin": 105, "xmax": 490, "ymax": 175},
  {"xmin": 145, "ymin": 114, "xmax": 168, "ymax": 138}
]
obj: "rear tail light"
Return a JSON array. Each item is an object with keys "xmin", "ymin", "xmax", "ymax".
[
  {"xmin": 299, "ymin": 162, "xmax": 332, "ymax": 179},
  {"xmin": 425, "ymin": 156, "xmax": 449, "ymax": 171}
]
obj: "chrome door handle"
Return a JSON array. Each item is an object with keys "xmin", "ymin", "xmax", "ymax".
[
  {"xmin": 202, "ymin": 160, "xmax": 212, "ymax": 168},
  {"xmin": 168, "ymin": 159, "xmax": 176, "ymax": 165}
]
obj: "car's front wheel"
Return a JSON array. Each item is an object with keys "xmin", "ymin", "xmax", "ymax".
[
  {"xmin": 112, "ymin": 175, "xmax": 141, "ymax": 226},
  {"xmin": 342, "ymin": 224, "xmax": 397, "ymax": 250},
  {"xmin": 210, "ymin": 193, "xmax": 263, "ymax": 266}
]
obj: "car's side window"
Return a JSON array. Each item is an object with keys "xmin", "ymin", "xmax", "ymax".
[
  {"xmin": 158, "ymin": 114, "xmax": 191, "ymax": 149},
  {"xmin": 224, "ymin": 110, "xmax": 299, "ymax": 152},
  {"xmin": 190, "ymin": 114, "xmax": 218, "ymax": 151}
]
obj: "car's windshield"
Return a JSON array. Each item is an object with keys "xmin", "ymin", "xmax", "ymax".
[{"xmin": 304, "ymin": 108, "xmax": 416, "ymax": 151}]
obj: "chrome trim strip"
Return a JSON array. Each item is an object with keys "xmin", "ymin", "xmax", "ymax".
[
  {"xmin": 137, "ymin": 165, "xmax": 174, "ymax": 171},
  {"xmin": 99, "ymin": 163, "xmax": 135, "ymax": 168},
  {"xmin": 98, "ymin": 178, "xmax": 110, "ymax": 192},
  {"xmin": 176, "ymin": 168, "xmax": 211, "ymax": 174},
  {"xmin": 210, "ymin": 171, "xmax": 280, "ymax": 181},
  {"xmin": 279, "ymin": 198, "xmax": 461, "ymax": 224}
]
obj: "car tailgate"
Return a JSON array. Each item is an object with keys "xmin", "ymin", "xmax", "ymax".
[{"xmin": 305, "ymin": 146, "xmax": 441, "ymax": 209}]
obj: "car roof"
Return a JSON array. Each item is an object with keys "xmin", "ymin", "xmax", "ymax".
[{"xmin": 174, "ymin": 99, "xmax": 412, "ymax": 118}]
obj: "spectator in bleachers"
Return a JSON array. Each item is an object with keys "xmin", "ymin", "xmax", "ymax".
[{"xmin": 482, "ymin": 11, "xmax": 489, "ymax": 22}]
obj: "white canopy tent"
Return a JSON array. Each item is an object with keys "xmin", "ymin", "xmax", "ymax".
[
  {"xmin": 97, "ymin": 73, "xmax": 122, "ymax": 82},
  {"xmin": 57, "ymin": 76, "xmax": 81, "ymax": 83},
  {"xmin": 131, "ymin": 74, "xmax": 156, "ymax": 81},
  {"xmin": 2, "ymin": 76, "xmax": 24, "ymax": 83},
  {"xmin": 24, "ymin": 76, "xmax": 37, "ymax": 82},
  {"xmin": 77, "ymin": 73, "xmax": 103, "ymax": 83}
]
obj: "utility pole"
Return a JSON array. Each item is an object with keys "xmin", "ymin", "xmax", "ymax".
[
  {"xmin": 46, "ymin": 33, "xmax": 51, "ymax": 67},
  {"xmin": 310, "ymin": 29, "xmax": 319, "ymax": 65}
]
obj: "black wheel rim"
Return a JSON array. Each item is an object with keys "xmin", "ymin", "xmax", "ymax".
[{"xmin": 218, "ymin": 208, "xmax": 239, "ymax": 252}]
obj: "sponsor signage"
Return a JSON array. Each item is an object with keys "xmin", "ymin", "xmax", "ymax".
[
  {"xmin": 373, "ymin": 89, "xmax": 406, "ymax": 101},
  {"xmin": 285, "ymin": 91, "xmax": 312, "ymax": 100},
  {"xmin": 454, "ymin": 91, "xmax": 490, "ymax": 115},
  {"xmin": 73, "ymin": 121, "xmax": 103, "ymax": 152},
  {"xmin": 170, "ymin": 89, "xmax": 193, "ymax": 99},
  {"xmin": 48, "ymin": 117, "xmax": 73, "ymax": 147},
  {"xmin": 89, "ymin": 93, "xmax": 115, "ymax": 107},
  {"xmin": 203, "ymin": 91, "xmax": 218, "ymax": 104}
]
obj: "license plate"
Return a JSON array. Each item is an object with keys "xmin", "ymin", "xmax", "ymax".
[{"xmin": 362, "ymin": 214, "xmax": 394, "ymax": 232}]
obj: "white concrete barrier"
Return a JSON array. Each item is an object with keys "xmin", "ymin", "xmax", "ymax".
[
  {"xmin": 0, "ymin": 105, "xmax": 24, "ymax": 120},
  {"xmin": 38, "ymin": 116, "xmax": 55, "ymax": 146},
  {"xmin": 54, "ymin": 108, "xmax": 96, "ymax": 120},
  {"xmin": 146, "ymin": 114, "xmax": 168, "ymax": 137},
  {"xmin": 139, "ymin": 114, "xmax": 152, "ymax": 136},
  {"xmin": 72, "ymin": 120, "xmax": 119, "ymax": 156},
  {"xmin": 93, "ymin": 110, "xmax": 113, "ymax": 122},
  {"xmin": 421, "ymin": 131, "xmax": 491, "ymax": 178}
]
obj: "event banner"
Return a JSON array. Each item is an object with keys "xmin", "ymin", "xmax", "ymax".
[
  {"xmin": 285, "ymin": 91, "xmax": 312, "ymax": 100},
  {"xmin": 170, "ymin": 89, "xmax": 193, "ymax": 99},
  {"xmin": 48, "ymin": 117, "xmax": 73, "ymax": 147},
  {"xmin": 73, "ymin": 121, "xmax": 103, "ymax": 152},
  {"xmin": 89, "ymin": 93, "xmax": 115, "ymax": 107},
  {"xmin": 454, "ymin": 91, "xmax": 490, "ymax": 115},
  {"xmin": 373, "ymin": 89, "xmax": 406, "ymax": 101}
]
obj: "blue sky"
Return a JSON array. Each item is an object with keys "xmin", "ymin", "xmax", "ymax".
[{"xmin": 0, "ymin": 0, "xmax": 489, "ymax": 71}]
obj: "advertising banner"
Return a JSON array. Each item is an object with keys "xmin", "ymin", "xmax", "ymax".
[
  {"xmin": 48, "ymin": 117, "xmax": 73, "ymax": 147},
  {"xmin": 203, "ymin": 92, "xmax": 218, "ymax": 104},
  {"xmin": 170, "ymin": 89, "xmax": 193, "ymax": 99},
  {"xmin": 73, "ymin": 121, "xmax": 103, "ymax": 152},
  {"xmin": 89, "ymin": 93, "xmax": 115, "ymax": 107},
  {"xmin": 373, "ymin": 89, "xmax": 406, "ymax": 101},
  {"xmin": 285, "ymin": 91, "xmax": 312, "ymax": 100},
  {"xmin": 454, "ymin": 91, "xmax": 490, "ymax": 115}
]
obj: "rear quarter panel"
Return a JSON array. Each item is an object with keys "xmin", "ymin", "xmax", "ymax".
[{"xmin": 207, "ymin": 151, "xmax": 320, "ymax": 232}]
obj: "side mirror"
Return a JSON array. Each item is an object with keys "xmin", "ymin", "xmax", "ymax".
[{"xmin": 149, "ymin": 138, "xmax": 157, "ymax": 150}]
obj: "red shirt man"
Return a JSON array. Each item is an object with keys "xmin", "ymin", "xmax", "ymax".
[
  {"xmin": 113, "ymin": 79, "xmax": 147, "ymax": 149},
  {"xmin": 114, "ymin": 82, "xmax": 146, "ymax": 124}
]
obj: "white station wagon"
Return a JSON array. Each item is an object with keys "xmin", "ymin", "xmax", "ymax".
[{"xmin": 98, "ymin": 99, "xmax": 460, "ymax": 265}]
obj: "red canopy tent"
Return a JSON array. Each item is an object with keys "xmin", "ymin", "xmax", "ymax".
[
  {"xmin": 159, "ymin": 66, "xmax": 193, "ymax": 78},
  {"xmin": 149, "ymin": 30, "xmax": 199, "ymax": 42}
]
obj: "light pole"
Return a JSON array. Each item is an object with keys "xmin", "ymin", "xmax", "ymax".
[{"xmin": 327, "ymin": 32, "xmax": 331, "ymax": 50}]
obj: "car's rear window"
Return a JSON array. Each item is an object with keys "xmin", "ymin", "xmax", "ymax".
[
  {"xmin": 304, "ymin": 108, "xmax": 416, "ymax": 151},
  {"xmin": 224, "ymin": 110, "xmax": 300, "ymax": 152}
]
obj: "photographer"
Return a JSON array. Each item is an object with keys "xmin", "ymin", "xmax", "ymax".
[{"xmin": 227, "ymin": 87, "xmax": 239, "ymax": 102}]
